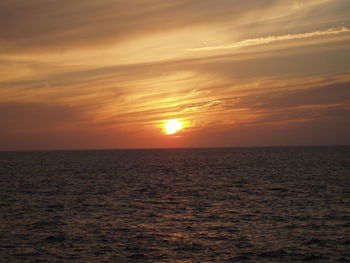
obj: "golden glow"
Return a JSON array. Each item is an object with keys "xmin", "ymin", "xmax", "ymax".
[
  {"xmin": 0, "ymin": 1, "xmax": 348, "ymax": 150},
  {"xmin": 164, "ymin": 119, "xmax": 183, "ymax": 135}
]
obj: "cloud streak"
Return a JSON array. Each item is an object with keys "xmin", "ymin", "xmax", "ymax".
[
  {"xmin": 1, "ymin": 0, "xmax": 350, "ymax": 149},
  {"xmin": 0, "ymin": 0, "xmax": 282, "ymax": 54},
  {"xmin": 186, "ymin": 27, "xmax": 350, "ymax": 52}
]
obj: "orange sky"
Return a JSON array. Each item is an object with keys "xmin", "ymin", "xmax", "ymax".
[{"xmin": 1, "ymin": 0, "xmax": 350, "ymax": 150}]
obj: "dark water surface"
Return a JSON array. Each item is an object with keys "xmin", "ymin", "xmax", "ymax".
[{"xmin": 1, "ymin": 146, "xmax": 349, "ymax": 262}]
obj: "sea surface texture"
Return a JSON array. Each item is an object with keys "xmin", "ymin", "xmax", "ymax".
[{"xmin": 0, "ymin": 146, "xmax": 349, "ymax": 262}]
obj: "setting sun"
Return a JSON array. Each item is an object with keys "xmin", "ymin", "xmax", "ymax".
[{"xmin": 164, "ymin": 119, "xmax": 183, "ymax": 135}]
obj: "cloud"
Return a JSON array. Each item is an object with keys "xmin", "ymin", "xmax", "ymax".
[
  {"xmin": 237, "ymin": 80, "xmax": 350, "ymax": 110},
  {"xmin": 0, "ymin": 0, "xmax": 349, "ymax": 149},
  {"xmin": 0, "ymin": 0, "xmax": 283, "ymax": 54},
  {"xmin": 0, "ymin": 101, "xmax": 87, "ymax": 134},
  {"xmin": 182, "ymin": 115, "xmax": 350, "ymax": 147},
  {"xmin": 186, "ymin": 27, "xmax": 350, "ymax": 52}
]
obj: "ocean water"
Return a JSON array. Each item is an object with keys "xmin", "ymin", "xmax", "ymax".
[{"xmin": 0, "ymin": 146, "xmax": 349, "ymax": 262}]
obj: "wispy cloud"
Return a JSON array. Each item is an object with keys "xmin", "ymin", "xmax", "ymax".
[
  {"xmin": 186, "ymin": 27, "xmax": 350, "ymax": 52},
  {"xmin": 0, "ymin": 0, "xmax": 282, "ymax": 54},
  {"xmin": 1, "ymin": 0, "xmax": 350, "ymax": 149}
]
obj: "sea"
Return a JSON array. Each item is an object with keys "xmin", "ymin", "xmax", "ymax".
[{"xmin": 0, "ymin": 146, "xmax": 349, "ymax": 262}]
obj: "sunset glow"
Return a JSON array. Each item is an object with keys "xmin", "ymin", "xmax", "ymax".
[
  {"xmin": 1, "ymin": 2, "xmax": 350, "ymax": 262},
  {"xmin": 0, "ymin": 0, "xmax": 349, "ymax": 150},
  {"xmin": 164, "ymin": 119, "xmax": 183, "ymax": 135}
]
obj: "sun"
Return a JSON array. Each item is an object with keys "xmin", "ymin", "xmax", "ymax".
[{"xmin": 164, "ymin": 119, "xmax": 183, "ymax": 135}]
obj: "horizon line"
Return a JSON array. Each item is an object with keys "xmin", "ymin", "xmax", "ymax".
[{"xmin": 1, "ymin": 144, "xmax": 349, "ymax": 152}]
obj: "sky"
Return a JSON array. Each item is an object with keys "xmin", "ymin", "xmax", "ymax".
[{"xmin": 1, "ymin": 0, "xmax": 350, "ymax": 150}]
